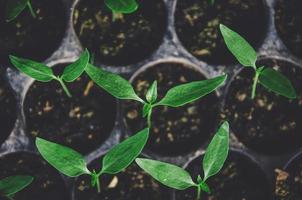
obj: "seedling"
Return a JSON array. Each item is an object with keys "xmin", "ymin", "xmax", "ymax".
[
  {"xmin": 105, "ymin": 0, "xmax": 138, "ymax": 14},
  {"xmin": 6, "ymin": 0, "xmax": 37, "ymax": 22},
  {"xmin": 136, "ymin": 121, "xmax": 229, "ymax": 200},
  {"xmin": 220, "ymin": 24, "xmax": 297, "ymax": 99},
  {"xmin": 0, "ymin": 175, "xmax": 33, "ymax": 199},
  {"xmin": 36, "ymin": 128, "xmax": 149, "ymax": 193},
  {"xmin": 85, "ymin": 64, "xmax": 227, "ymax": 128},
  {"xmin": 9, "ymin": 49, "xmax": 90, "ymax": 98}
]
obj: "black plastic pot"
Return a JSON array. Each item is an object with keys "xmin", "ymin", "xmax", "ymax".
[
  {"xmin": 0, "ymin": 0, "xmax": 67, "ymax": 65},
  {"xmin": 72, "ymin": 0, "xmax": 167, "ymax": 66},
  {"xmin": 123, "ymin": 61, "xmax": 220, "ymax": 156},
  {"xmin": 23, "ymin": 63, "xmax": 117, "ymax": 155},
  {"xmin": 174, "ymin": 149, "xmax": 273, "ymax": 200},
  {"xmin": 223, "ymin": 58, "xmax": 302, "ymax": 154},
  {"xmin": 174, "ymin": 0, "xmax": 268, "ymax": 65},
  {"xmin": 0, "ymin": 151, "xmax": 70, "ymax": 200}
]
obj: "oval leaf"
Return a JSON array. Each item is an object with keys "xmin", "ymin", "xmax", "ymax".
[
  {"xmin": 220, "ymin": 24, "xmax": 257, "ymax": 68},
  {"xmin": 203, "ymin": 121, "xmax": 229, "ymax": 181},
  {"xmin": 0, "ymin": 176, "xmax": 33, "ymax": 196},
  {"xmin": 155, "ymin": 74, "xmax": 227, "ymax": 107},
  {"xmin": 259, "ymin": 67, "xmax": 297, "ymax": 99},
  {"xmin": 6, "ymin": 0, "xmax": 29, "ymax": 22},
  {"xmin": 9, "ymin": 55, "xmax": 54, "ymax": 82},
  {"xmin": 146, "ymin": 81, "xmax": 158, "ymax": 103},
  {"xmin": 36, "ymin": 138, "xmax": 90, "ymax": 177},
  {"xmin": 136, "ymin": 158, "xmax": 197, "ymax": 190},
  {"xmin": 101, "ymin": 128, "xmax": 149, "ymax": 174},
  {"xmin": 85, "ymin": 64, "xmax": 144, "ymax": 102},
  {"xmin": 61, "ymin": 49, "xmax": 90, "ymax": 82},
  {"xmin": 105, "ymin": 0, "xmax": 138, "ymax": 14}
]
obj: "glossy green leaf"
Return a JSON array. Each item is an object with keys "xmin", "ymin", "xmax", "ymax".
[
  {"xmin": 203, "ymin": 121, "xmax": 229, "ymax": 181},
  {"xmin": 146, "ymin": 81, "xmax": 158, "ymax": 103},
  {"xmin": 101, "ymin": 128, "xmax": 149, "ymax": 174},
  {"xmin": 61, "ymin": 49, "xmax": 90, "ymax": 82},
  {"xmin": 155, "ymin": 74, "xmax": 227, "ymax": 107},
  {"xmin": 105, "ymin": 0, "xmax": 138, "ymax": 14},
  {"xmin": 259, "ymin": 68, "xmax": 297, "ymax": 99},
  {"xmin": 9, "ymin": 55, "xmax": 54, "ymax": 82},
  {"xmin": 136, "ymin": 158, "xmax": 197, "ymax": 190},
  {"xmin": 36, "ymin": 138, "xmax": 90, "ymax": 177},
  {"xmin": 6, "ymin": 0, "xmax": 29, "ymax": 22},
  {"xmin": 85, "ymin": 64, "xmax": 144, "ymax": 103},
  {"xmin": 220, "ymin": 24, "xmax": 257, "ymax": 68},
  {"xmin": 0, "ymin": 176, "xmax": 33, "ymax": 196}
]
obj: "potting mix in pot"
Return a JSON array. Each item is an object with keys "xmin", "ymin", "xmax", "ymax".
[{"xmin": 0, "ymin": 0, "xmax": 301, "ymax": 199}]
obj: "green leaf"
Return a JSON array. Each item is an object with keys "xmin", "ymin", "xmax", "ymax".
[
  {"xmin": 220, "ymin": 24, "xmax": 257, "ymax": 68},
  {"xmin": 142, "ymin": 103, "xmax": 152, "ymax": 118},
  {"xmin": 155, "ymin": 74, "xmax": 227, "ymax": 107},
  {"xmin": 6, "ymin": 0, "xmax": 29, "ymax": 22},
  {"xmin": 101, "ymin": 128, "xmax": 149, "ymax": 174},
  {"xmin": 0, "ymin": 176, "xmax": 33, "ymax": 196},
  {"xmin": 146, "ymin": 81, "xmax": 158, "ymax": 103},
  {"xmin": 9, "ymin": 55, "xmax": 55, "ymax": 82},
  {"xmin": 61, "ymin": 49, "xmax": 90, "ymax": 82},
  {"xmin": 105, "ymin": 0, "xmax": 138, "ymax": 14},
  {"xmin": 85, "ymin": 64, "xmax": 144, "ymax": 103},
  {"xmin": 200, "ymin": 181, "xmax": 211, "ymax": 194},
  {"xmin": 259, "ymin": 68, "xmax": 297, "ymax": 99},
  {"xmin": 136, "ymin": 158, "xmax": 197, "ymax": 190},
  {"xmin": 36, "ymin": 138, "xmax": 90, "ymax": 177},
  {"xmin": 203, "ymin": 121, "xmax": 229, "ymax": 181}
]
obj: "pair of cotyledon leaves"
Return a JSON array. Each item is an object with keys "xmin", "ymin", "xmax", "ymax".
[
  {"xmin": 220, "ymin": 24, "xmax": 297, "ymax": 99},
  {"xmin": 0, "ymin": 176, "xmax": 33, "ymax": 199},
  {"xmin": 136, "ymin": 121, "xmax": 229, "ymax": 193},
  {"xmin": 6, "ymin": 0, "xmax": 138, "ymax": 22}
]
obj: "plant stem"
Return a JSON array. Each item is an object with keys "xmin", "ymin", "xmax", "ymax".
[
  {"xmin": 96, "ymin": 176, "xmax": 101, "ymax": 193},
  {"xmin": 57, "ymin": 78, "xmax": 72, "ymax": 97},
  {"xmin": 27, "ymin": 1, "xmax": 37, "ymax": 18},
  {"xmin": 197, "ymin": 186, "xmax": 201, "ymax": 200},
  {"xmin": 147, "ymin": 110, "xmax": 152, "ymax": 128},
  {"xmin": 251, "ymin": 70, "xmax": 260, "ymax": 99}
]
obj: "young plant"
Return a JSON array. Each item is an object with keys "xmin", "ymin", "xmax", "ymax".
[
  {"xmin": 220, "ymin": 24, "xmax": 297, "ymax": 99},
  {"xmin": 135, "ymin": 121, "xmax": 229, "ymax": 200},
  {"xmin": 9, "ymin": 49, "xmax": 90, "ymax": 98},
  {"xmin": 105, "ymin": 0, "xmax": 138, "ymax": 14},
  {"xmin": 6, "ymin": 0, "xmax": 37, "ymax": 22},
  {"xmin": 85, "ymin": 64, "xmax": 227, "ymax": 128},
  {"xmin": 36, "ymin": 128, "xmax": 149, "ymax": 193},
  {"xmin": 0, "ymin": 175, "xmax": 33, "ymax": 199}
]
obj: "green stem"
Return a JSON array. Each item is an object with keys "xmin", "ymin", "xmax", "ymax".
[
  {"xmin": 197, "ymin": 186, "xmax": 201, "ymax": 200},
  {"xmin": 251, "ymin": 69, "xmax": 260, "ymax": 99},
  {"xmin": 57, "ymin": 78, "xmax": 72, "ymax": 98},
  {"xmin": 96, "ymin": 176, "xmax": 101, "ymax": 193},
  {"xmin": 27, "ymin": 1, "xmax": 37, "ymax": 18},
  {"xmin": 147, "ymin": 110, "xmax": 152, "ymax": 128}
]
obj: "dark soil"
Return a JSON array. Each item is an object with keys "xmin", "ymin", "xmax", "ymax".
[
  {"xmin": 24, "ymin": 64, "xmax": 117, "ymax": 155},
  {"xmin": 73, "ymin": 158, "xmax": 170, "ymax": 200},
  {"xmin": 175, "ymin": 0, "xmax": 268, "ymax": 65},
  {"xmin": 0, "ymin": 73, "xmax": 17, "ymax": 145},
  {"xmin": 72, "ymin": 0, "xmax": 167, "ymax": 66},
  {"xmin": 275, "ymin": 153, "xmax": 302, "ymax": 200},
  {"xmin": 275, "ymin": 0, "xmax": 302, "ymax": 59},
  {"xmin": 175, "ymin": 151, "xmax": 273, "ymax": 200},
  {"xmin": 0, "ymin": 152, "xmax": 69, "ymax": 200},
  {"xmin": 223, "ymin": 59, "xmax": 302, "ymax": 154},
  {"xmin": 0, "ymin": 0, "xmax": 67, "ymax": 65},
  {"xmin": 123, "ymin": 62, "xmax": 220, "ymax": 156}
]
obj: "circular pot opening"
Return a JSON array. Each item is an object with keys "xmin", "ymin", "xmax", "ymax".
[
  {"xmin": 175, "ymin": 0, "xmax": 268, "ymax": 65},
  {"xmin": 0, "ymin": 152, "xmax": 69, "ymax": 200},
  {"xmin": 23, "ymin": 63, "xmax": 117, "ymax": 155},
  {"xmin": 275, "ymin": 152, "xmax": 302, "ymax": 199},
  {"xmin": 73, "ymin": 157, "xmax": 170, "ymax": 200},
  {"xmin": 0, "ymin": 0, "xmax": 67, "ymax": 65},
  {"xmin": 0, "ymin": 73, "xmax": 17, "ymax": 145},
  {"xmin": 123, "ymin": 62, "xmax": 220, "ymax": 156},
  {"xmin": 275, "ymin": 0, "xmax": 302, "ymax": 59},
  {"xmin": 223, "ymin": 58, "xmax": 302, "ymax": 154},
  {"xmin": 175, "ymin": 150, "xmax": 273, "ymax": 200},
  {"xmin": 72, "ymin": 0, "xmax": 167, "ymax": 66}
]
